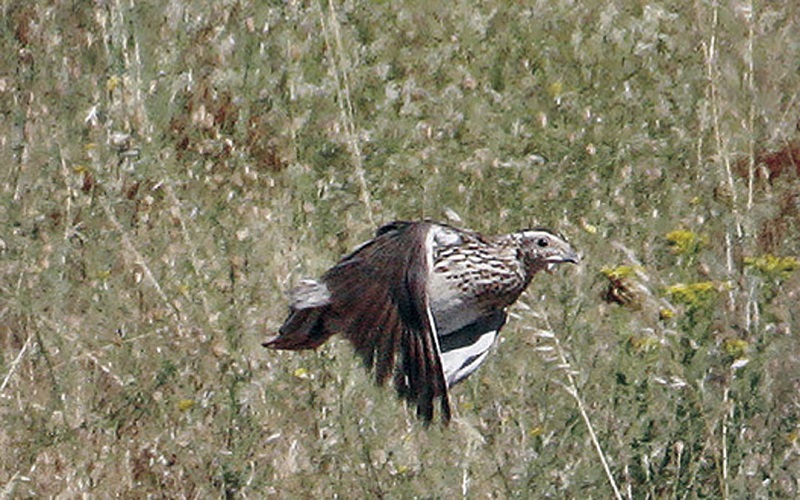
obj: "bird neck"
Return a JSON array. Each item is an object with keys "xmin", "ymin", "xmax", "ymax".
[{"xmin": 502, "ymin": 232, "xmax": 549, "ymax": 282}]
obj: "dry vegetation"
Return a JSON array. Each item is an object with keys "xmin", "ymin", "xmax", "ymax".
[{"xmin": 1, "ymin": 0, "xmax": 799, "ymax": 497}]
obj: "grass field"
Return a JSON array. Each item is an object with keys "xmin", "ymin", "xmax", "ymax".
[{"xmin": 1, "ymin": 0, "xmax": 799, "ymax": 497}]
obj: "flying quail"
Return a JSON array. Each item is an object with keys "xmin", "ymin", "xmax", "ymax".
[{"xmin": 264, "ymin": 220, "xmax": 579, "ymax": 422}]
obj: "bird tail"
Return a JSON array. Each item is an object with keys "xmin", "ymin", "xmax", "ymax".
[{"xmin": 263, "ymin": 280, "xmax": 335, "ymax": 350}]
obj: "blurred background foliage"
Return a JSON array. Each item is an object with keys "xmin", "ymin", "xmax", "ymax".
[{"xmin": 1, "ymin": 0, "xmax": 798, "ymax": 497}]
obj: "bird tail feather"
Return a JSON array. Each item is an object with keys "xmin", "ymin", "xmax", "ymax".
[{"xmin": 263, "ymin": 280, "xmax": 334, "ymax": 350}]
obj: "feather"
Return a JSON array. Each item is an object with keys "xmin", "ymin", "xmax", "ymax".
[{"xmin": 266, "ymin": 221, "xmax": 451, "ymax": 422}]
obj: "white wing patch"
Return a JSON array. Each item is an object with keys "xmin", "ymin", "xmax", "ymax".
[
  {"xmin": 422, "ymin": 225, "xmax": 447, "ymax": 376},
  {"xmin": 441, "ymin": 329, "xmax": 498, "ymax": 387},
  {"xmin": 289, "ymin": 279, "xmax": 332, "ymax": 309},
  {"xmin": 432, "ymin": 225, "xmax": 464, "ymax": 247},
  {"xmin": 436, "ymin": 311, "xmax": 506, "ymax": 387}
]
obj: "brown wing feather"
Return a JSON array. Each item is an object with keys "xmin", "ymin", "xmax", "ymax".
[
  {"xmin": 324, "ymin": 222, "xmax": 450, "ymax": 422},
  {"xmin": 267, "ymin": 221, "xmax": 451, "ymax": 422}
]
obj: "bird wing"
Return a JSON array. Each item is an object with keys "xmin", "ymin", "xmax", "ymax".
[
  {"xmin": 320, "ymin": 221, "xmax": 451, "ymax": 422},
  {"xmin": 438, "ymin": 310, "xmax": 507, "ymax": 387}
]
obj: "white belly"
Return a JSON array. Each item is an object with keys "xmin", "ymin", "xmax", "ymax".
[{"xmin": 427, "ymin": 272, "xmax": 482, "ymax": 336}]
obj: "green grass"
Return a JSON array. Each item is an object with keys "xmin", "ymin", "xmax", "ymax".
[{"xmin": 2, "ymin": 0, "xmax": 799, "ymax": 497}]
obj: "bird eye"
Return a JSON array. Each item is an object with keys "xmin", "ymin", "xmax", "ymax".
[{"xmin": 537, "ymin": 238, "xmax": 549, "ymax": 247}]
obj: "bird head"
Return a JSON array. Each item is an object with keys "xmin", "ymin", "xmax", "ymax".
[{"xmin": 515, "ymin": 229, "xmax": 580, "ymax": 274}]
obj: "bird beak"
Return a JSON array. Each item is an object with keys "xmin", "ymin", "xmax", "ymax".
[
  {"xmin": 546, "ymin": 251, "xmax": 580, "ymax": 265},
  {"xmin": 564, "ymin": 251, "xmax": 580, "ymax": 264},
  {"xmin": 544, "ymin": 251, "xmax": 580, "ymax": 273}
]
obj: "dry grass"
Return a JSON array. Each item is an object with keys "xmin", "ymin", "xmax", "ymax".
[{"xmin": 2, "ymin": 0, "xmax": 799, "ymax": 497}]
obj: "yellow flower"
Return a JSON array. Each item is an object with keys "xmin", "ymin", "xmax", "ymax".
[
  {"xmin": 722, "ymin": 339, "xmax": 749, "ymax": 359},
  {"xmin": 659, "ymin": 308, "xmax": 675, "ymax": 320},
  {"xmin": 177, "ymin": 399, "xmax": 195, "ymax": 412},
  {"xmin": 665, "ymin": 282, "xmax": 718, "ymax": 308},
  {"xmin": 293, "ymin": 367, "xmax": 311, "ymax": 379},
  {"xmin": 600, "ymin": 265, "xmax": 641, "ymax": 281},
  {"xmin": 744, "ymin": 254, "xmax": 799, "ymax": 281},
  {"xmin": 665, "ymin": 229, "xmax": 707, "ymax": 255},
  {"xmin": 107, "ymin": 75, "xmax": 121, "ymax": 92}
]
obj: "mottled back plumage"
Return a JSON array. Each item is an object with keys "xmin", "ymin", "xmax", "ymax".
[{"xmin": 264, "ymin": 220, "xmax": 579, "ymax": 423}]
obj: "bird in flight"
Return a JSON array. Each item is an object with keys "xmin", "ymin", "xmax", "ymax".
[{"xmin": 264, "ymin": 220, "xmax": 579, "ymax": 423}]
